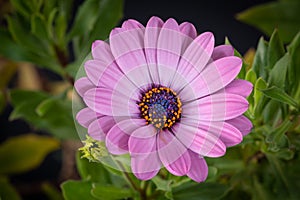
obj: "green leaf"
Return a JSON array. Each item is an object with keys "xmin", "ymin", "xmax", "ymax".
[
  {"xmin": 6, "ymin": 16, "xmax": 62, "ymax": 74},
  {"xmin": 268, "ymin": 53, "xmax": 289, "ymax": 88},
  {"xmin": 237, "ymin": 1, "xmax": 300, "ymax": 43},
  {"xmin": 31, "ymin": 14, "xmax": 49, "ymax": 40},
  {"xmin": 225, "ymin": 37, "xmax": 246, "ymax": 79},
  {"xmin": 91, "ymin": 184, "xmax": 136, "ymax": 200},
  {"xmin": 7, "ymin": 16, "xmax": 49, "ymax": 56},
  {"xmin": 74, "ymin": 0, "xmax": 123, "ymax": 64},
  {"xmin": 253, "ymin": 77, "xmax": 267, "ymax": 113},
  {"xmin": 76, "ymin": 151, "xmax": 112, "ymax": 183},
  {"xmin": 54, "ymin": 9, "xmax": 67, "ymax": 49},
  {"xmin": 266, "ymin": 118, "xmax": 292, "ymax": 151},
  {"xmin": 0, "ymin": 177, "xmax": 21, "ymax": 200},
  {"xmin": 275, "ymin": 148, "xmax": 295, "ymax": 160},
  {"xmin": 67, "ymin": 0, "xmax": 101, "ymax": 39},
  {"xmin": 261, "ymin": 86, "xmax": 299, "ymax": 109},
  {"xmin": 172, "ymin": 182, "xmax": 229, "ymax": 200},
  {"xmin": 61, "ymin": 180, "xmax": 97, "ymax": 200},
  {"xmin": 267, "ymin": 29, "xmax": 285, "ymax": 68},
  {"xmin": 252, "ymin": 37, "xmax": 268, "ymax": 78},
  {"xmin": 287, "ymin": 32, "xmax": 300, "ymax": 94},
  {"xmin": 10, "ymin": 90, "xmax": 78, "ymax": 140},
  {"xmin": 152, "ymin": 176, "xmax": 172, "ymax": 192},
  {"xmin": 10, "ymin": 0, "xmax": 31, "ymax": 18},
  {"xmin": 0, "ymin": 28, "xmax": 33, "ymax": 61},
  {"xmin": 254, "ymin": 77, "xmax": 267, "ymax": 104},
  {"xmin": 0, "ymin": 134, "xmax": 59, "ymax": 174},
  {"xmin": 245, "ymin": 69, "xmax": 257, "ymax": 85}
]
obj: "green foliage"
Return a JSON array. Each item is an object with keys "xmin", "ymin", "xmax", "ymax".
[
  {"xmin": 61, "ymin": 180, "xmax": 98, "ymax": 200},
  {"xmin": 237, "ymin": 0, "xmax": 300, "ymax": 43},
  {"xmin": 1, "ymin": 0, "xmax": 123, "ymax": 78},
  {"xmin": 91, "ymin": 184, "xmax": 136, "ymax": 200},
  {"xmin": 172, "ymin": 182, "xmax": 229, "ymax": 200},
  {"xmin": 0, "ymin": 134, "xmax": 59, "ymax": 174},
  {"xmin": 10, "ymin": 90, "xmax": 78, "ymax": 139}
]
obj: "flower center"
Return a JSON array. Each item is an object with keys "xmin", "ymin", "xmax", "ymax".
[{"xmin": 138, "ymin": 86, "xmax": 182, "ymax": 130}]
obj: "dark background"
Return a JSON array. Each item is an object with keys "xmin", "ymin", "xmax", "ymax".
[{"xmin": 123, "ymin": 0, "xmax": 272, "ymax": 54}]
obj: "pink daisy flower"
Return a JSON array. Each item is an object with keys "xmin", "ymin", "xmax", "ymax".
[{"xmin": 74, "ymin": 16, "xmax": 253, "ymax": 182}]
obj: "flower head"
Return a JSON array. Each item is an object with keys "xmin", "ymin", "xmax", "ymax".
[{"xmin": 74, "ymin": 16, "xmax": 253, "ymax": 182}]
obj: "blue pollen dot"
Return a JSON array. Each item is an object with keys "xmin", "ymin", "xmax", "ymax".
[{"xmin": 138, "ymin": 86, "xmax": 182, "ymax": 130}]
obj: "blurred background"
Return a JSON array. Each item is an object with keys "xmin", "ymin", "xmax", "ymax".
[{"xmin": 1, "ymin": 0, "xmax": 299, "ymax": 199}]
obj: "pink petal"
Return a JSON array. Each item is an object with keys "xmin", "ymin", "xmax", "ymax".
[
  {"xmin": 74, "ymin": 77, "xmax": 95, "ymax": 97},
  {"xmin": 88, "ymin": 116, "xmax": 115, "ymax": 141},
  {"xmin": 172, "ymin": 121, "xmax": 226, "ymax": 157},
  {"xmin": 179, "ymin": 32, "xmax": 215, "ymax": 74},
  {"xmin": 98, "ymin": 62, "xmax": 139, "ymax": 100},
  {"xmin": 187, "ymin": 150, "xmax": 208, "ymax": 182},
  {"xmin": 76, "ymin": 107, "xmax": 102, "ymax": 128},
  {"xmin": 226, "ymin": 115, "xmax": 253, "ymax": 136},
  {"xmin": 83, "ymin": 88, "xmax": 139, "ymax": 116},
  {"xmin": 110, "ymin": 24, "xmax": 152, "ymax": 87},
  {"xmin": 157, "ymin": 130, "xmax": 191, "ymax": 176},
  {"xmin": 122, "ymin": 19, "xmax": 145, "ymax": 30},
  {"xmin": 225, "ymin": 79, "xmax": 253, "ymax": 98},
  {"xmin": 91, "ymin": 40, "xmax": 114, "ymax": 62},
  {"xmin": 211, "ymin": 45, "xmax": 234, "ymax": 61},
  {"xmin": 144, "ymin": 16, "xmax": 164, "ymax": 84},
  {"xmin": 183, "ymin": 92, "xmax": 249, "ymax": 121},
  {"xmin": 179, "ymin": 22, "xmax": 197, "ymax": 52},
  {"xmin": 157, "ymin": 18, "xmax": 183, "ymax": 86},
  {"xmin": 180, "ymin": 56, "xmax": 242, "ymax": 102},
  {"xmin": 84, "ymin": 59, "xmax": 107, "ymax": 86},
  {"xmin": 106, "ymin": 119, "xmax": 144, "ymax": 155},
  {"xmin": 128, "ymin": 125, "xmax": 157, "ymax": 156},
  {"xmin": 131, "ymin": 152, "xmax": 161, "ymax": 180},
  {"xmin": 171, "ymin": 32, "xmax": 215, "ymax": 90},
  {"xmin": 197, "ymin": 121, "xmax": 243, "ymax": 147}
]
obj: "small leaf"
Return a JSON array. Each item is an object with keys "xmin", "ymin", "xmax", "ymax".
[
  {"xmin": 152, "ymin": 176, "xmax": 172, "ymax": 192},
  {"xmin": 253, "ymin": 77, "xmax": 268, "ymax": 117},
  {"xmin": 61, "ymin": 180, "xmax": 97, "ymax": 200},
  {"xmin": 267, "ymin": 29, "xmax": 285, "ymax": 68},
  {"xmin": 0, "ymin": 177, "xmax": 21, "ymax": 200},
  {"xmin": 91, "ymin": 184, "xmax": 135, "ymax": 200},
  {"xmin": 0, "ymin": 134, "xmax": 59, "ymax": 174},
  {"xmin": 268, "ymin": 53, "xmax": 289, "ymax": 88},
  {"xmin": 261, "ymin": 86, "xmax": 299, "ymax": 109},
  {"xmin": 245, "ymin": 69, "xmax": 257, "ymax": 85},
  {"xmin": 252, "ymin": 37, "xmax": 268, "ymax": 78},
  {"xmin": 237, "ymin": 1, "xmax": 300, "ymax": 43}
]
